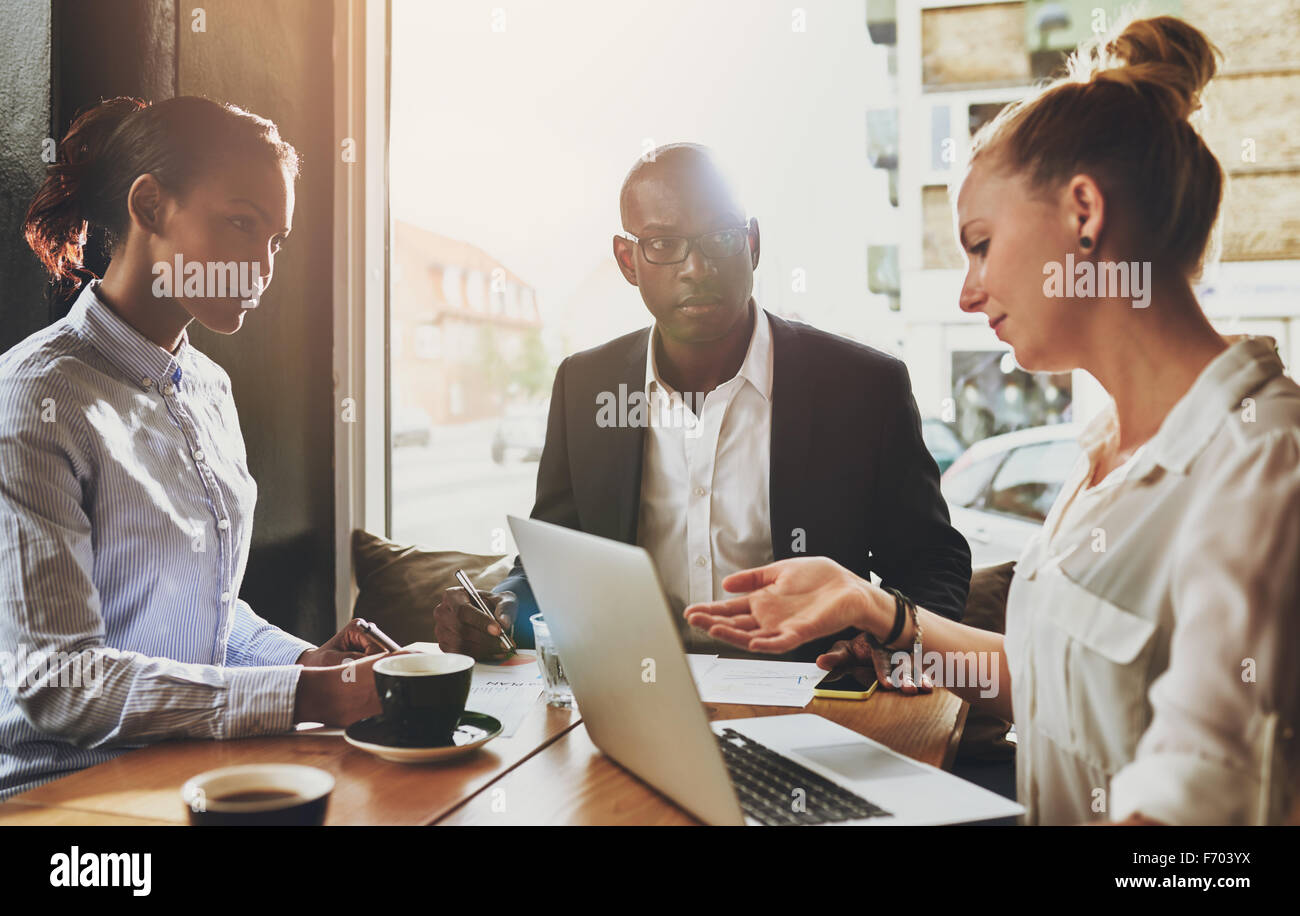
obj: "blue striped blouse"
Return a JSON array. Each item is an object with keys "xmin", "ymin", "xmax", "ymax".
[{"xmin": 0, "ymin": 280, "xmax": 314, "ymax": 800}]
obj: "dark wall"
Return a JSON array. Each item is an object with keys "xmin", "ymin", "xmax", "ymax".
[
  {"xmin": 0, "ymin": 1, "xmax": 177, "ymax": 339},
  {"xmin": 49, "ymin": 0, "xmax": 177, "ymax": 318},
  {"xmin": 0, "ymin": 0, "xmax": 53, "ymax": 345},
  {"xmin": 178, "ymin": 0, "xmax": 337, "ymax": 643},
  {"xmin": 53, "ymin": 0, "xmax": 177, "ymax": 128},
  {"xmin": 0, "ymin": 0, "xmax": 337, "ymax": 644}
]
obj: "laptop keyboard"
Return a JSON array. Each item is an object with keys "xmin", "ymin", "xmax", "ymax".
[{"xmin": 716, "ymin": 727, "xmax": 891, "ymax": 825}]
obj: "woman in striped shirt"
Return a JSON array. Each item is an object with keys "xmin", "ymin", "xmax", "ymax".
[{"xmin": 0, "ymin": 96, "xmax": 387, "ymax": 798}]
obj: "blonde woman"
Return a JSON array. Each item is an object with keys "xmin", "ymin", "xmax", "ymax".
[{"xmin": 685, "ymin": 15, "xmax": 1299, "ymax": 825}]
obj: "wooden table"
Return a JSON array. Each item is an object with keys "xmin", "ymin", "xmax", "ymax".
[
  {"xmin": 2, "ymin": 687, "xmax": 966, "ymax": 826},
  {"xmin": 3, "ymin": 702, "xmax": 579, "ymax": 826},
  {"xmin": 439, "ymin": 688, "xmax": 967, "ymax": 825}
]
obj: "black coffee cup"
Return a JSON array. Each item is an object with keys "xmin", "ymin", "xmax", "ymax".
[
  {"xmin": 373, "ymin": 652, "xmax": 474, "ymax": 745},
  {"xmin": 181, "ymin": 764, "xmax": 333, "ymax": 826}
]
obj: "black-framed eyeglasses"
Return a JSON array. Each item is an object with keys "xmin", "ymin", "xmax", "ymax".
[{"xmin": 622, "ymin": 225, "xmax": 750, "ymax": 265}]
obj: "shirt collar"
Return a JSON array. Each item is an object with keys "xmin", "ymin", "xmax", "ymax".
[
  {"xmin": 644, "ymin": 302, "xmax": 774, "ymax": 402},
  {"xmin": 1078, "ymin": 334, "xmax": 1286, "ymax": 478},
  {"xmin": 68, "ymin": 280, "xmax": 189, "ymax": 390}
]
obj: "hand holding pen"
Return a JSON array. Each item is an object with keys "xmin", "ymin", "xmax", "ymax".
[
  {"xmin": 297, "ymin": 617, "xmax": 403, "ymax": 667},
  {"xmin": 431, "ymin": 572, "xmax": 518, "ymax": 660},
  {"xmin": 455, "ymin": 569, "xmax": 517, "ymax": 656}
]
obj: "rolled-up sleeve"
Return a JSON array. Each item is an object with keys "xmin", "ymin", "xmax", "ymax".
[
  {"xmin": 0, "ymin": 373, "xmax": 302, "ymax": 748},
  {"xmin": 225, "ymin": 599, "xmax": 314, "ymax": 668},
  {"xmin": 1110, "ymin": 430, "xmax": 1300, "ymax": 824}
]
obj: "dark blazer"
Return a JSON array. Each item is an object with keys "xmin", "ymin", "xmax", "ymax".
[{"xmin": 497, "ymin": 311, "xmax": 972, "ymax": 660}]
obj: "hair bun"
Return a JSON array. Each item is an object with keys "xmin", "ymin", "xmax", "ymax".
[{"xmin": 1077, "ymin": 15, "xmax": 1221, "ymax": 121}]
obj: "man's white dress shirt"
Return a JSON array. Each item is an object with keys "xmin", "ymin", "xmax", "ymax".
[{"xmin": 636, "ymin": 306, "xmax": 775, "ymax": 653}]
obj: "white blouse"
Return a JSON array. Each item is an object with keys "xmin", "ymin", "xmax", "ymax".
[{"xmin": 1004, "ymin": 335, "xmax": 1300, "ymax": 825}]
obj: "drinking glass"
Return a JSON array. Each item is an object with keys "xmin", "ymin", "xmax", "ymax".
[{"xmin": 530, "ymin": 613, "xmax": 574, "ymax": 708}]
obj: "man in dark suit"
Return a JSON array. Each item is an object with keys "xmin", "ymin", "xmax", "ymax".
[{"xmin": 434, "ymin": 144, "xmax": 970, "ymax": 673}]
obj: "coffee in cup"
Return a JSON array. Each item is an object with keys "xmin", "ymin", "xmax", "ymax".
[
  {"xmin": 373, "ymin": 652, "xmax": 474, "ymax": 745},
  {"xmin": 181, "ymin": 764, "xmax": 334, "ymax": 826}
]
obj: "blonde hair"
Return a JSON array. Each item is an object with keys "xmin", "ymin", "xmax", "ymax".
[{"xmin": 969, "ymin": 14, "xmax": 1224, "ymax": 277}]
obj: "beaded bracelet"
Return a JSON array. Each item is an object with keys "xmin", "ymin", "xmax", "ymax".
[
  {"xmin": 905, "ymin": 594, "xmax": 922, "ymax": 658},
  {"xmin": 864, "ymin": 588, "xmax": 906, "ymax": 650},
  {"xmin": 882, "ymin": 588, "xmax": 907, "ymax": 647}
]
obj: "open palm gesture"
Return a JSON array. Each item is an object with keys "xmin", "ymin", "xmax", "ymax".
[{"xmin": 684, "ymin": 557, "xmax": 881, "ymax": 654}]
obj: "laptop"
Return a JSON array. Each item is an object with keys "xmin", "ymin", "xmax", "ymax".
[{"xmin": 508, "ymin": 515, "xmax": 1025, "ymax": 826}]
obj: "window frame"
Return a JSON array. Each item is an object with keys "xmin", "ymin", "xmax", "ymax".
[{"xmin": 332, "ymin": 0, "xmax": 392, "ymax": 628}]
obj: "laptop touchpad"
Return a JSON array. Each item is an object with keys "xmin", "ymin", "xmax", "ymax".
[{"xmin": 792, "ymin": 743, "xmax": 927, "ymax": 781}]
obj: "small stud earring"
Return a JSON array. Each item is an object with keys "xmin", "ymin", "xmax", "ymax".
[{"xmin": 1080, "ymin": 235, "xmax": 1093, "ymax": 249}]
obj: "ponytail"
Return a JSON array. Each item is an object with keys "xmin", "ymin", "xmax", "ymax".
[{"xmin": 23, "ymin": 97, "xmax": 144, "ymax": 286}]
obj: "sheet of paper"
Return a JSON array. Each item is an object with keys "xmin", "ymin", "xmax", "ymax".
[
  {"xmin": 691, "ymin": 657, "xmax": 828, "ymax": 708},
  {"xmin": 686, "ymin": 654, "xmax": 719, "ymax": 684},
  {"xmin": 468, "ymin": 653, "xmax": 544, "ymax": 738}
]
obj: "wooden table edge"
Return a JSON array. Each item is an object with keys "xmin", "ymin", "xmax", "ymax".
[
  {"xmin": 7, "ymin": 692, "xmax": 964, "ymax": 826},
  {"xmin": 5, "ymin": 709, "xmax": 585, "ymax": 827}
]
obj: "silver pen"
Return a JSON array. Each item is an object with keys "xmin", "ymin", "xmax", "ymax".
[
  {"xmin": 454, "ymin": 568, "xmax": 516, "ymax": 654},
  {"xmin": 355, "ymin": 618, "xmax": 402, "ymax": 653}
]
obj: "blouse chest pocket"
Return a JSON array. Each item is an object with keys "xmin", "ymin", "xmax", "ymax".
[{"xmin": 1017, "ymin": 565, "xmax": 1160, "ymax": 773}]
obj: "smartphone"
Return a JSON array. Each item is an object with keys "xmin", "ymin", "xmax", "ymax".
[{"xmin": 812, "ymin": 671, "xmax": 878, "ymax": 700}]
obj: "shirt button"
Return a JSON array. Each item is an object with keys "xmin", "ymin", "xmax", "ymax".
[
  {"xmin": 217, "ymin": 518, "xmax": 230, "ymax": 530},
  {"xmin": 163, "ymin": 383, "xmax": 175, "ymax": 395},
  {"xmin": 694, "ymin": 486, "xmax": 706, "ymax": 497},
  {"xmin": 141, "ymin": 377, "xmax": 153, "ymax": 389},
  {"xmin": 220, "ymin": 591, "xmax": 232, "ymax": 603},
  {"xmin": 695, "ymin": 555, "xmax": 708, "ymax": 568},
  {"xmin": 194, "ymin": 449, "xmax": 205, "ymax": 462}
]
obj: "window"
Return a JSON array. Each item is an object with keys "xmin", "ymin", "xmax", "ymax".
[
  {"xmin": 967, "ymin": 101, "xmax": 1009, "ymax": 136},
  {"xmin": 465, "ymin": 270, "xmax": 486, "ymax": 313},
  {"xmin": 929, "ymin": 104, "xmax": 950, "ymax": 170},
  {"xmin": 985, "ymin": 440, "xmax": 1082, "ymax": 523},
  {"xmin": 941, "ymin": 452, "xmax": 1004, "ymax": 509},
  {"xmin": 489, "ymin": 270, "xmax": 507, "ymax": 316},
  {"xmin": 951, "ymin": 351, "xmax": 1073, "ymax": 444},
  {"xmin": 414, "ymin": 324, "xmax": 441, "ymax": 360},
  {"xmin": 387, "ymin": 0, "xmax": 895, "ymax": 554},
  {"xmin": 382, "ymin": 1, "xmax": 1116, "ymax": 561},
  {"xmin": 921, "ymin": 418, "xmax": 965, "ymax": 471},
  {"xmin": 441, "ymin": 266, "xmax": 463, "ymax": 308}
]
